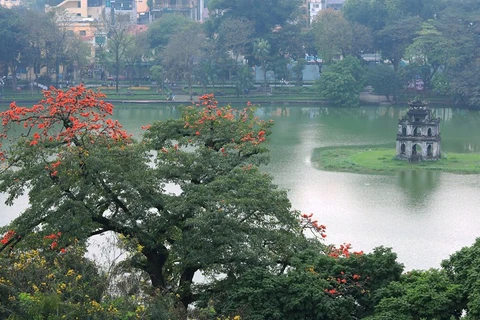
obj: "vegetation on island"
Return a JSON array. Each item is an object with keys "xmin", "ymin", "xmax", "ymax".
[{"xmin": 312, "ymin": 147, "xmax": 480, "ymax": 175}]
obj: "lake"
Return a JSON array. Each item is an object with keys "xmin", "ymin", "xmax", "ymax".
[{"xmin": 2, "ymin": 102, "xmax": 480, "ymax": 271}]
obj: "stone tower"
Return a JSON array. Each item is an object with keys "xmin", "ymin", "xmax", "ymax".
[{"xmin": 396, "ymin": 100, "xmax": 441, "ymax": 161}]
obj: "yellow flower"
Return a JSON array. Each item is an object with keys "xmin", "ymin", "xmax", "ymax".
[
  {"xmin": 66, "ymin": 269, "xmax": 75, "ymax": 276},
  {"xmin": 233, "ymin": 316, "xmax": 241, "ymax": 320},
  {"xmin": 76, "ymin": 274, "xmax": 82, "ymax": 281}
]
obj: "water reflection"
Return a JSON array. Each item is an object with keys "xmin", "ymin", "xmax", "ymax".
[{"xmin": 397, "ymin": 170, "xmax": 440, "ymax": 207}]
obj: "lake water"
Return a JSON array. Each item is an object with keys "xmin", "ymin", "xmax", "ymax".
[{"xmin": 2, "ymin": 103, "xmax": 480, "ymax": 271}]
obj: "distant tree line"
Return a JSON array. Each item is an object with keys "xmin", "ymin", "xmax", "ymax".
[{"xmin": 2, "ymin": 0, "xmax": 480, "ymax": 106}]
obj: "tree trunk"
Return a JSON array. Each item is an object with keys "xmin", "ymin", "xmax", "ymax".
[
  {"xmin": 262, "ymin": 61, "xmax": 267, "ymax": 95},
  {"xmin": 179, "ymin": 266, "xmax": 197, "ymax": 308},
  {"xmin": 143, "ymin": 246, "xmax": 168, "ymax": 290}
]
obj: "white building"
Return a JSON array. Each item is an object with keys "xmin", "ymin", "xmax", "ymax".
[{"xmin": 309, "ymin": 0, "xmax": 345, "ymax": 24}]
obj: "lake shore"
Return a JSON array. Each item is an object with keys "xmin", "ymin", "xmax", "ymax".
[{"xmin": 311, "ymin": 147, "xmax": 480, "ymax": 174}]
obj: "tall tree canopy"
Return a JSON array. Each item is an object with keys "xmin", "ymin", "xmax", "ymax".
[
  {"xmin": 207, "ymin": 0, "xmax": 301, "ymax": 50},
  {"xmin": 0, "ymin": 86, "xmax": 311, "ymax": 310}
]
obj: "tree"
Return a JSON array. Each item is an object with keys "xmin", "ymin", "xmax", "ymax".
[
  {"xmin": 147, "ymin": 14, "xmax": 195, "ymax": 50},
  {"xmin": 102, "ymin": 16, "xmax": 136, "ymax": 92},
  {"xmin": 150, "ymin": 65, "xmax": 164, "ymax": 90},
  {"xmin": 442, "ymin": 238, "xmax": 480, "ymax": 318},
  {"xmin": 45, "ymin": 9, "xmax": 76, "ymax": 88},
  {"xmin": 233, "ymin": 65, "xmax": 254, "ymax": 98},
  {"xmin": 0, "ymin": 6, "xmax": 27, "ymax": 90},
  {"xmin": 162, "ymin": 25, "xmax": 205, "ymax": 100},
  {"xmin": 124, "ymin": 30, "xmax": 150, "ymax": 84},
  {"xmin": 316, "ymin": 56, "xmax": 366, "ymax": 107},
  {"xmin": 216, "ymin": 17, "xmax": 254, "ymax": 82},
  {"xmin": 207, "ymin": 0, "xmax": 301, "ymax": 43},
  {"xmin": 313, "ymin": 9, "xmax": 373, "ymax": 64},
  {"xmin": 431, "ymin": 5, "xmax": 480, "ymax": 106},
  {"xmin": 366, "ymin": 64, "xmax": 401, "ymax": 101},
  {"xmin": 404, "ymin": 21, "xmax": 451, "ymax": 89},
  {"xmin": 343, "ymin": 0, "xmax": 398, "ymax": 32},
  {"xmin": 366, "ymin": 270, "xmax": 463, "ymax": 320},
  {"xmin": 375, "ymin": 16, "xmax": 423, "ymax": 72},
  {"xmin": 253, "ymin": 39, "xmax": 271, "ymax": 91},
  {"xmin": 205, "ymin": 244, "xmax": 403, "ymax": 319},
  {"xmin": 0, "ymin": 87, "xmax": 306, "ymax": 311}
]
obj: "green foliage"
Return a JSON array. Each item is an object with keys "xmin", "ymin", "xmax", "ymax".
[
  {"xmin": 367, "ymin": 269, "xmax": 463, "ymax": 319},
  {"xmin": 147, "ymin": 14, "xmax": 195, "ymax": 49},
  {"xmin": 375, "ymin": 16, "xmax": 423, "ymax": 71},
  {"xmin": 442, "ymin": 238, "xmax": 480, "ymax": 318},
  {"xmin": 0, "ymin": 87, "xmax": 306, "ymax": 312},
  {"xmin": 0, "ymin": 239, "xmax": 110, "ymax": 319},
  {"xmin": 312, "ymin": 10, "xmax": 373, "ymax": 64},
  {"xmin": 204, "ymin": 244, "xmax": 403, "ymax": 319},
  {"xmin": 207, "ymin": 0, "xmax": 301, "ymax": 43},
  {"xmin": 315, "ymin": 56, "xmax": 366, "ymax": 107},
  {"xmin": 366, "ymin": 64, "xmax": 401, "ymax": 100}
]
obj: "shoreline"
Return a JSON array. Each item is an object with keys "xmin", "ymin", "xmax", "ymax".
[{"xmin": 0, "ymin": 92, "xmax": 463, "ymax": 108}]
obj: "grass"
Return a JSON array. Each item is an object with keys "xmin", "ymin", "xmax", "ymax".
[{"xmin": 311, "ymin": 147, "xmax": 480, "ymax": 174}]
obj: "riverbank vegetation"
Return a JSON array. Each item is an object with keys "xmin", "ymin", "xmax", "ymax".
[{"xmin": 312, "ymin": 147, "xmax": 480, "ymax": 174}]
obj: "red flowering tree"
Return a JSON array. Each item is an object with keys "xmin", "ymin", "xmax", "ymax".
[{"xmin": 0, "ymin": 87, "xmax": 310, "ymax": 309}]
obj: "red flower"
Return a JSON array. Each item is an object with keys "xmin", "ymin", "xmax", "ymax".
[
  {"xmin": 51, "ymin": 241, "xmax": 58, "ymax": 249},
  {"xmin": 1, "ymin": 230, "xmax": 15, "ymax": 244}
]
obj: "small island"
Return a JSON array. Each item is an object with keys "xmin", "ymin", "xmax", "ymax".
[
  {"xmin": 312, "ymin": 100, "xmax": 480, "ymax": 174},
  {"xmin": 311, "ymin": 147, "xmax": 480, "ymax": 174}
]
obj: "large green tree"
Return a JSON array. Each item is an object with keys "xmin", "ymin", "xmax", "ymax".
[
  {"xmin": 312, "ymin": 9, "xmax": 373, "ymax": 64},
  {"xmin": 162, "ymin": 25, "xmax": 206, "ymax": 99},
  {"xmin": 316, "ymin": 56, "xmax": 366, "ymax": 107},
  {"xmin": 253, "ymin": 38, "xmax": 271, "ymax": 90},
  {"xmin": 0, "ymin": 6, "xmax": 27, "ymax": 90},
  {"xmin": 375, "ymin": 16, "xmax": 423, "ymax": 72},
  {"xmin": 147, "ymin": 14, "xmax": 195, "ymax": 51},
  {"xmin": 205, "ymin": 244, "xmax": 403, "ymax": 319},
  {"xmin": 0, "ymin": 86, "xmax": 307, "ymax": 311},
  {"xmin": 207, "ymin": 0, "xmax": 301, "ymax": 57},
  {"xmin": 366, "ymin": 269, "xmax": 463, "ymax": 320}
]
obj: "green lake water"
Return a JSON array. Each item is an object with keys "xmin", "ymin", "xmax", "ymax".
[{"xmin": 2, "ymin": 102, "xmax": 480, "ymax": 270}]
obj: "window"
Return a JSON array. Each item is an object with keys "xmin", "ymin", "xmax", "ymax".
[
  {"xmin": 95, "ymin": 35, "xmax": 106, "ymax": 45},
  {"xmin": 79, "ymin": 30, "xmax": 87, "ymax": 36},
  {"xmin": 76, "ymin": 13, "xmax": 81, "ymax": 16},
  {"xmin": 77, "ymin": 1, "xmax": 81, "ymax": 7}
]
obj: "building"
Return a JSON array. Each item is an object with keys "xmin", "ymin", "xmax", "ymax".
[
  {"xmin": 105, "ymin": 0, "xmax": 137, "ymax": 24},
  {"xmin": 46, "ymin": 0, "xmax": 104, "ymax": 19},
  {"xmin": 309, "ymin": 0, "xmax": 345, "ymax": 24},
  {"xmin": 396, "ymin": 100, "xmax": 441, "ymax": 161},
  {"xmin": 0, "ymin": 0, "xmax": 21, "ymax": 8},
  {"xmin": 150, "ymin": 0, "xmax": 204, "ymax": 22}
]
